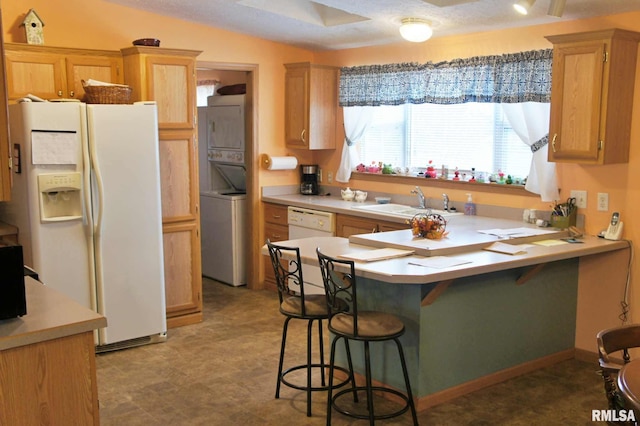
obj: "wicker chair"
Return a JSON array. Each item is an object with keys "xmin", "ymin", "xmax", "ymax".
[
  {"xmin": 597, "ymin": 324, "xmax": 640, "ymax": 422},
  {"xmin": 317, "ymin": 248, "xmax": 418, "ymax": 425},
  {"xmin": 266, "ymin": 240, "xmax": 352, "ymax": 417}
]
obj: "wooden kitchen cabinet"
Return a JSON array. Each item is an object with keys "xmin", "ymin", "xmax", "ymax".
[
  {"xmin": 546, "ymin": 29, "xmax": 640, "ymax": 164},
  {"xmin": 336, "ymin": 214, "xmax": 406, "ymax": 237},
  {"xmin": 284, "ymin": 62, "xmax": 338, "ymax": 150},
  {"xmin": 122, "ymin": 46, "xmax": 203, "ymax": 328},
  {"xmin": 4, "ymin": 43, "xmax": 123, "ymax": 101},
  {"xmin": 263, "ymin": 203, "xmax": 289, "ymax": 292}
]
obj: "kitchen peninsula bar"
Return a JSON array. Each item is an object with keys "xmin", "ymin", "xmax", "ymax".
[
  {"xmin": 0, "ymin": 277, "xmax": 107, "ymax": 425},
  {"xmin": 265, "ymin": 230, "xmax": 629, "ymax": 410}
]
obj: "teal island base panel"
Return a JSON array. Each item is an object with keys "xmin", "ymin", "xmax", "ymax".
[{"xmin": 333, "ymin": 258, "xmax": 578, "ymax": 399}]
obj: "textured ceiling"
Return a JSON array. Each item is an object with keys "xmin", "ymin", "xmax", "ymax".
[{"xmin": 107, "ymin": 0, "xmax": 640, "ymax": 51}]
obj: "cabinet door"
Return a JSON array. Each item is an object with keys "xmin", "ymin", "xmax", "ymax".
[
  {"xmin": 66, "ymin": 55, "xmax": 123, "ymax": 101},
  {"xmin": 4, "ymin": 50, "xmax": 65, "ymax": 100},
  {"xmin": 0, "ymin": 15, "xmax": 10, "ymax": 200},
  {"xmin": 263, "ymin": 222, "xmax": 289, "ymax": 292},
  {"xmin": 548, "ymin": 42, "xmax": 605, "ymax": 162},
  {"xmin": 146, "ymin": 56, "xmax": 196, "ymax": 130},
  {"xmin": 284, "ymin": 65, "xmax": 309, "ymax": 148},
  {"xmin": 263, "ymin": 203, "xmax": 289, "ymax": 227},
  {"xmin": 336, "ymin": 214, "xmax": 379, "ymax": 237},
  {"xmin": 378, "ymin": 220, "xmax": 407, "ymax": 233},
  {"xmin": 163, "ymin": 221, "xmax": 202, "ymax": 327},
  {"xmin": 158, "ymin": 130, "xmax": 199, "ymax": 223}
]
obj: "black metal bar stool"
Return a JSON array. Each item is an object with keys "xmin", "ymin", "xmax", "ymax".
[
  {"xmin": 267, "ymin": 240, "xmax": 354, "ymax": 417},
  {"xmin": 317, "ymin": 248, "xmax": 419, "ymax": 425}
]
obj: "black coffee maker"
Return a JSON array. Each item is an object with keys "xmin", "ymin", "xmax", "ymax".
[{"xmin": 300, "ymin": 164, "xmax": 319, "ymax": 195}]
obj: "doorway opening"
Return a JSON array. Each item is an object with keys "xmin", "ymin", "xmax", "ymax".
[{"xmin": 196, "ymin": 61, "xmax": 259, "ymax": 289}]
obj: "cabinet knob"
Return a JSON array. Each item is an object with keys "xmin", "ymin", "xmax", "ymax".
[
  {"xmin": 57, "ymin": 90, "xmax": 63, "ymax": 97},
  {"xmin": 70, "ymin": 91, "xmax": 75, "ymax": 98},
  {"xmin": 300, "ymin": 129, "xmax": 306, "ymax": 144},
  {"xmin": 551, "ymin": 133, "xmax": 557, "ymax": 153}
]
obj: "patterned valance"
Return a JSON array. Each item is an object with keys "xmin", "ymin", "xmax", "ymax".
[{"xmin": 339, "ymin": 49, "xmax": 553, "ymax": 107}]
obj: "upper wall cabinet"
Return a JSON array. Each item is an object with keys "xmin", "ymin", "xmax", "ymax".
[
  {"xmin": 4, "ymin": 43, "xmax": 123, "ymax": 102},
  {"xmin": 546, "ymin": 29, "xmax": 640, "ymax": 164},
  {"xmin": 121, "ymin": 47, "xmax": 200, "ymax": 131},
  {"xmin": 284, "ymin": 62, "xmax": 338, "ymax": 150}
]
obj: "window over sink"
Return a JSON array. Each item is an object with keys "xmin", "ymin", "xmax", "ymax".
[{"xmin": 357, "ymin": 102, "xmax": 532, "ymax": 181}]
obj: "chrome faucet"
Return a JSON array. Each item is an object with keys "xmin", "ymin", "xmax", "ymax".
[
  {"xmin": 442, "ymin": 194, "xmax": 450, "ymax": 212},
  {"xmin": 411, "ymin": 186, "xmax": 426, "ymax": 209}
]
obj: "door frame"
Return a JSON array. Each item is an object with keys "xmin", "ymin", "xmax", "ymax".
[{"xmin": 196, "ymin": 61, "xmax": 260, "ymax": 289}]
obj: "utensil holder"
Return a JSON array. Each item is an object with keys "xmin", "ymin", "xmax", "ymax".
[{"xmin": 550, "ymin": 210, "xmax": 576, "ymax": 229}]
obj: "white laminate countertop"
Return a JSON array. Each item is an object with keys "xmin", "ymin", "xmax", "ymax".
[
  {"xmin": 263, "ymin": 236, "xmax": 629, "ymax": 285},
  {"xmin": 0, "ymin": 277, "xmax": 107, "ymax": 351},
  {"xmin": 263, "ymin": 192, "xmax": 546, "ymax": 225}
]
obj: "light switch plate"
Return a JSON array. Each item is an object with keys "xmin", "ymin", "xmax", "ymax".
[{"xmin": 570, "ymin": 190, "xmax": 587, "ymax": 209}]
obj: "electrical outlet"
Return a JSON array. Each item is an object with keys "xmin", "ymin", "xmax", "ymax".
[
  {"xmin": 327, "ymin": 172, "xmax": 333, "ymax": 184},
  {"xmin": 597, "ymin": 193, "xmax": 609, "ymax": 211},
  {"xmin": 569, "ymin": 190, "xmax": 587, "ymax": 208},
  {"xmin": 317, "ymin": 168, "xmax": 322, "ymax": 183}
]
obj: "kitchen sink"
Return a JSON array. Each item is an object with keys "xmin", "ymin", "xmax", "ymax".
[{"xmin": 351, "ymin": 203, "xmax": 462, "ymax": 218}]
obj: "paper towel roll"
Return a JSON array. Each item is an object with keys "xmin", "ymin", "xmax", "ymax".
[{"xmin": 263, "ymin": 155, "xmax": 298, "ymax": 170}]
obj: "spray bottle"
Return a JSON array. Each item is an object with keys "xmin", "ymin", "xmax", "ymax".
[{"xmin": 464, "ymin": 193, "xmax": 476, "ymax": 216}]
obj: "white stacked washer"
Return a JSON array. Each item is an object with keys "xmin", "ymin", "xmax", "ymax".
[
  {"xmin": 287, "ymin": 206, "xmax": 336, "ymax": 295},
  {"xmin": 198, "ymin": 95, "xmax": 247, "ymax": 286}
]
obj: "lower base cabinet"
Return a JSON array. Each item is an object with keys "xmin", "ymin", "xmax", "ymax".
[
  {"xmin": 263, "ymin": 203, "xmax": 289, "ymax": 292},
  {"xmin": 336, "ymin": 214, "xmax": 406, "ymax": 237},
  {"xmin": 163, "ymin": 222, "xmax": 203, "ymax": 328},
  {"xmin": 0, "ymin": 332, "xmax": 99, "ymax": 425}
]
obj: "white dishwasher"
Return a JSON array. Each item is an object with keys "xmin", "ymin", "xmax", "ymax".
[{"xmin": 287, "ymin": 206, "xmax": 336, "ymax": 295}]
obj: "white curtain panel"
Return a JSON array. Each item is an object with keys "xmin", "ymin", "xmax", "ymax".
[
  {"xmin": 501, "ymin": 103, "xmax": 559, "ymax": 202},
  {"xmin": 336, "ymin": 106, "xmax": 374, "ymax": 182}
]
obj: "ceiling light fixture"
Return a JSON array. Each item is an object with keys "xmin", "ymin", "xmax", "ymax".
[
  {"xmin": 513, "ymin": 0, "xmax": 535, "ymax": 15},
  {"xmin": 547, "ymin": 0, "xmax": 566, "ymax": 17},
  {"xmin": 399, "ymin": 18, "xmax": 433, "ymax": 43}
]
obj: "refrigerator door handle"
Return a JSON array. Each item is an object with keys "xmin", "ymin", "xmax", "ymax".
[{"xmin": 88, "ymin": 133, "xmax": 105, "ymax": 237}]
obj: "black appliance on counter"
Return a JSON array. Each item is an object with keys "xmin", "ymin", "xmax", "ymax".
[
  {"xmin": 300, "ymin": 164, "xmax": 319, "ymax": 195},
  {"xmin": 0, "ymin": 241, "xmax": 27, "ymax": 319}
]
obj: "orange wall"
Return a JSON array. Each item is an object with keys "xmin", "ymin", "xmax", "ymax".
[
  {"xmin": 313, "ymin": 12, "xmax": 640, "ymax": 237},
  {"xmin": 2, "ymin": 2, "xmax": 639, "ymax": 337},
  {"xmin": 312, "ymin": 12, "xmax": 640, "ymax": 338},
  {"xmin": 1, "ymin": 0, "xmax": 313, "ymax": 187}
]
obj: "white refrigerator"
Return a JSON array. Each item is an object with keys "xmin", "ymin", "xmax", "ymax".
[{"xmin": 0, "ymin": 101, "xmax": 167, "ymax": 350}]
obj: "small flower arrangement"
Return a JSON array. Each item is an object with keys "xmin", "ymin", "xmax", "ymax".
[{"xmin": 410, "ymin": 213, "xmax": 448, "ymax": 239}]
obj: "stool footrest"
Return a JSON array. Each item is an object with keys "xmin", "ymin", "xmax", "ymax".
[
  {"xmin": 280, "ymin": 364, "xmax": 352, "ymax": 393},
  {"xmin": 332, "ymin": 385, "xmax": 411, "ymax": 421}
]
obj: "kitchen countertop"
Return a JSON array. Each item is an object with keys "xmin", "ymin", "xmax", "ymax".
[
  {"xmin": 262, "ymin": 189, "xmax": 628, "ymax": 284},
  {"xmin": 264, "ymin": 235, "xmax": 628, "ymax": 285},
  {"xmin": 0, "ymin": 277, "xmax": 107, "ymax": 351},
  {"xmin": 262, "ymin": 190, "xmax": 546, "ymax": 224}
]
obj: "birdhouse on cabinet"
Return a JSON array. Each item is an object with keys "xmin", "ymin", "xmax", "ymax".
[{"xmin": 22, "ymin": 9, "xmax": 44, "ymax": 45}]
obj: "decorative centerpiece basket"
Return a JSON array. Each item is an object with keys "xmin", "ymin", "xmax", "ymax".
[
  {"xmin": 82, "ymin": 80, "xmax": 132, "ymax": 104},
  {"xmin": 410, "ymin": 213, "xmax": 447, "ymax": 239}
]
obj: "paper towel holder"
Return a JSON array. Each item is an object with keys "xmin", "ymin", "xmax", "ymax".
[{"xmin": 260, "ymin": 154, "xmax": 298, "ymax": 170}]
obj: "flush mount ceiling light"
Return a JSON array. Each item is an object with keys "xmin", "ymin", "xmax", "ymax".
[
  {"xmin": 399, "ymin": 18, "xmax": 433, "ymax": 43},
  {"xmin": 547, "ymin": 0, "xmax": 566, "ymax": 17},
  {"xmin": 513, "ymin": 0, "xmax": 535, "ymax": 15}
]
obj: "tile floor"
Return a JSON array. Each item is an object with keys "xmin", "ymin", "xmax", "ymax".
[{"xmin": 96, "ymin": 278, "xmax": 609, "ymax": 425}]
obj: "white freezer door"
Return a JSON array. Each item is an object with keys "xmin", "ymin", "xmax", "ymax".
[
  {"xmin": 87, "ymin": 103, "xmax": 167, "ymax": 345},
  {"xmin": 3, "ymin": 102, "xmax": 94, "ymax": 310}
]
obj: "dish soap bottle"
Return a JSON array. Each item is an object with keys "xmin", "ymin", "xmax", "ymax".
[{"xmin": 464, "ymin": 193, "xmax": 476, "ymax": 216}]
